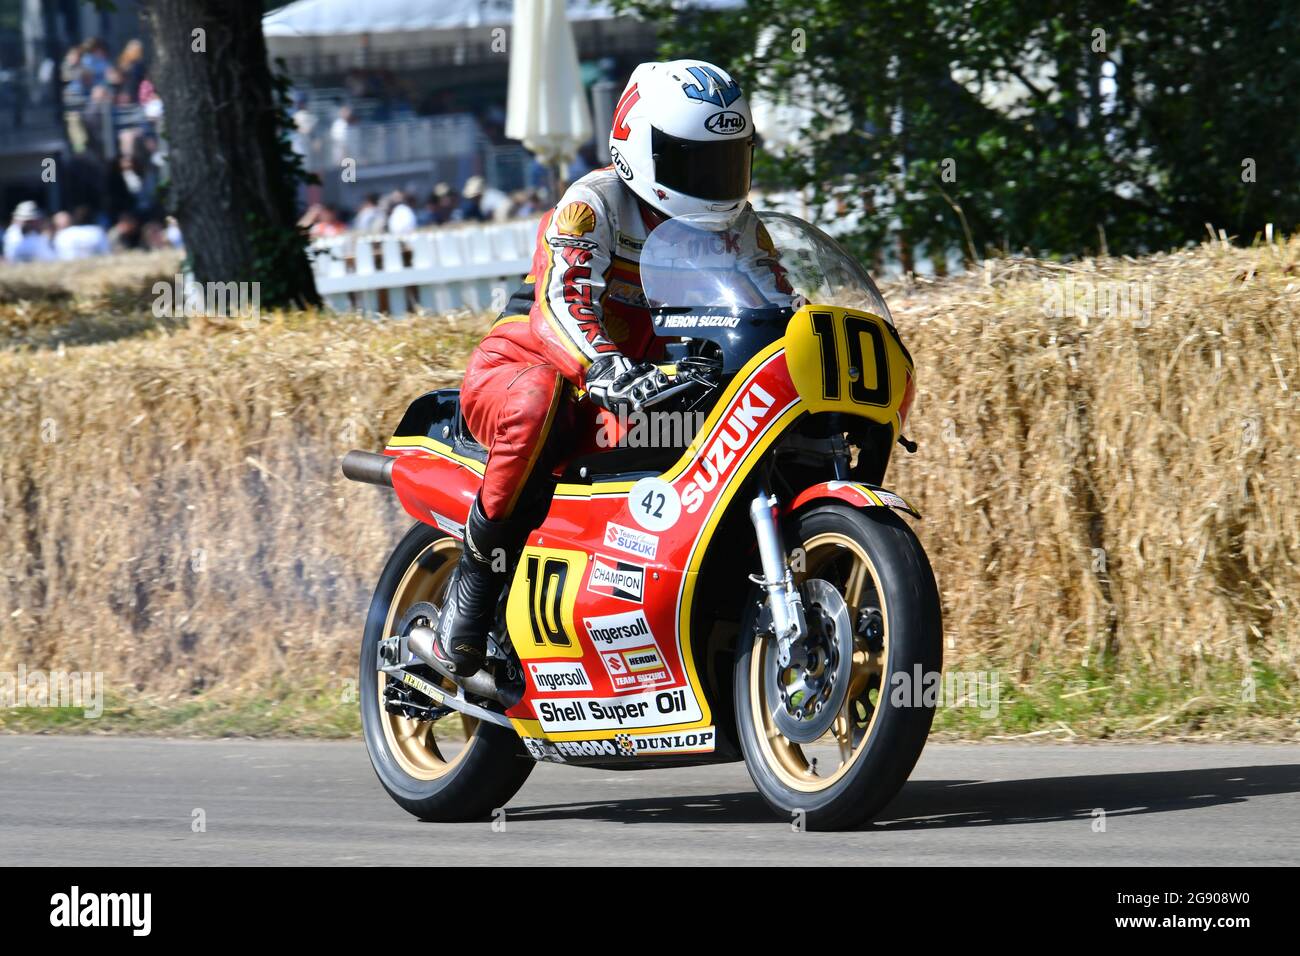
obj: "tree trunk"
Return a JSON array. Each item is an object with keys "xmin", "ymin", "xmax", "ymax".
[{"xmin": 140, "ymin": 0, "xmax": 320, "ymax": 308}]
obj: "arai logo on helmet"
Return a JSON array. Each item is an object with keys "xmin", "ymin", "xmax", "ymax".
[
  {"xmin": 705, "ymin": 110, "xmax": 747, "ymax": 135},
  {"xmin": 609, "ymin": 145, "xmax": 633, "ymax": 180}
]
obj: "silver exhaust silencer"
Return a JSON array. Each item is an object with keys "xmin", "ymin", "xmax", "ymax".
[
  {"xmin": 341, "ymin": 450, "xmax": 394, "ymax": 487},
  {"xmin": 406, "ymin": 625, "xmax": 510, "ymax": 705}
]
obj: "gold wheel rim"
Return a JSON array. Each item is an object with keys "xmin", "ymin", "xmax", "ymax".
[
  {"xmin": 379, "ymin": 537, "xmax": 478, "ymax": 780},
  {"xmin": 750, "ymin": 531, "xmax": 888, "ymax": 793}
]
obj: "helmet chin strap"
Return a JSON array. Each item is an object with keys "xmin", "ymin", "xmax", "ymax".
[{"xmin": 634, "ymin": 192, "xmax": 670, "ymax": 230}]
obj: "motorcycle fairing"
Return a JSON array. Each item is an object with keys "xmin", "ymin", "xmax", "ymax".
[{"xmin": 377, "ymin": 305, "xmax": 916, "ymax": 756}]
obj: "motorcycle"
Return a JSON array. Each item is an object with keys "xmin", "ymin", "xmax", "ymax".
[{"xmin": 341, "ymin": 209, "xmax": 942, "ymax": 830}]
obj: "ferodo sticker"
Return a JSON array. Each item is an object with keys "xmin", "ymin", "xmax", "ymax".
[
  {"xmin": 521, "ymin": 737, "xmax": 566, "ymax": 763},
  {"xmin": 534, "ymin": 687, "xmax": 700, "ymax": 733}
]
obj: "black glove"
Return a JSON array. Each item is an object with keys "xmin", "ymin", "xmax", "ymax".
[{"xmin": 585, "ymin": 354, "xmax": 669, "ymax": 412}]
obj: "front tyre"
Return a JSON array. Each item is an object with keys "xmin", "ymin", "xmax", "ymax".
[
  {"xmin": 734, "ymin": 504, "xmax": 942, "ymax": 830},
  {"xmin": 360, "ymin": 521, "xmax": 533, "ymax": 821}
]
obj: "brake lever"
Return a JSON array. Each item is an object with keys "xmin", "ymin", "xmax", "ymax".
[{"xmin": 634, "ymin": 379, "xmax": 699, "ymax": 411}]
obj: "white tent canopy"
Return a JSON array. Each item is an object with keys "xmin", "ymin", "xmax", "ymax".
[
  {"xmin": 266, "ymin": 0, "xmax": 610, "ymax": 36},
  {"xmin": 263, "ymin": 0, "xmax": 742, "ymax": 37}
]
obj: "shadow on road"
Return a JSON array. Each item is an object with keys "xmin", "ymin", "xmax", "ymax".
[
  {"xmin": 872, "ymin": 763, "xmax": 1300, "ymax": 831},
  {"xmin": 507, "ymin": 764, "xmax": 1300, "ymax": 829}
]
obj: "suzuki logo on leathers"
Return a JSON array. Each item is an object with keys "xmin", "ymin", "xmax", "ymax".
[{"xmin": 681, "ymin": 382, "xmax": 776, "ymax": 513}]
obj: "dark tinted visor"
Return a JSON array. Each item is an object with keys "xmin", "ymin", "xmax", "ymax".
[{"xmin": 651, "ymin": 127, "xmax": 753, "ymax": 201}]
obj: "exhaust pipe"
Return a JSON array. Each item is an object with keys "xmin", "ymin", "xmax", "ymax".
[
  {"xmin": 342, "ymin": 450, "xmax": 394, "ymax": 487},
  {"xmin": 406, "ymin": 625, "xmax": 519, "ymax": 707}
]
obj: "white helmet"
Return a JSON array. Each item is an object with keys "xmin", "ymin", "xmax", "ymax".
[{"xmin": 607, "ymin": 59, "xmax": 755, "ymax": 225}]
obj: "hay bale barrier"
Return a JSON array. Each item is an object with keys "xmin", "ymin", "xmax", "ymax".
[{"xmin": 1, "ymin": 241, "xmax": 1296, "ymax": 737}]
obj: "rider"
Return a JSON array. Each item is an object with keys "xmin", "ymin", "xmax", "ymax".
[{"xmin": 432, "ymin": 59, "xmax": 784, "ymax": 676}]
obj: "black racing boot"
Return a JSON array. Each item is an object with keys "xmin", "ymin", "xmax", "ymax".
[{"xmin": 431, "ymin": 496, "xmax": 528, "ymax": 676}]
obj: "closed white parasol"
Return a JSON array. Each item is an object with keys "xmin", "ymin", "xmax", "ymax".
[{"xmin": 505, "ymin": 0, "xmax": 593, "ymax": 191}]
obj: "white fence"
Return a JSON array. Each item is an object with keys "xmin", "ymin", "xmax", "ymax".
[{"xmin": 310, "ymin": 218, "xmax": 541, "ymax": 316}]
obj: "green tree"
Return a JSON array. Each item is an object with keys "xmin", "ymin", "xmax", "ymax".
[
  {"xmin": 618, "ymin": 0, "xmax": 1300, "ymax": 265},
  {"xmin": 137, "ymin": 0, "xmax": 320, "ymax": 308}
]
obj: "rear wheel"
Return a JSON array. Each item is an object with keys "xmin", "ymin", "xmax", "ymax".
[
  {"xmin": 734, "ymin": 504, "xmax": 942, "ymax": 830},
  {"xmin": 360, "ymin": 522, "xmax": 533, "ymax": 821}
]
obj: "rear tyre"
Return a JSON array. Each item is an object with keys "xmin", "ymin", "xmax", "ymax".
[
  {"xmin": 734, "ymin": 504, "xmax": 942, "ymax": 830},
  {"xmin": 360, "ymin": 521, "xmax": 533, "ymax": 821}
]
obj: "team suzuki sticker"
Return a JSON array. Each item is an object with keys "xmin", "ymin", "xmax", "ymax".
[
  {"xmin": 534, "ymin": 687, "xmax": 700, "ymax": 732},
  {"xmin": 603, "ymin": 521, "xmax": 659, "ymax": 560},
  {"xmin": 526, "ymin": 661, "xmax": 594, "ymax": 694},
  {"xmin": 599, "ymin": 643, "xmax": 671, "ymax": 692},
  {"xmin": 587, "ymin": 555, "xmax": 645, "ymax": 603}
]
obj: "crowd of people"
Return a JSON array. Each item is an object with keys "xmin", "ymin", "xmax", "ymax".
[
  {"xmin": 1, "ymin": 37, "xmax": 585, "ymax": 266},
  {"xmin": 0, "ymin": 35, "xmax": 178, "ymax": 265},
  {"xmin": 2, "ymin": 200, "xmax": 182, "ymax": 263},
  {"xmin": 298, "ymin": 176, "xmax": 552, "ymax": 240}
]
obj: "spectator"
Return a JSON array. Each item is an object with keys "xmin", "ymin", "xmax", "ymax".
[
  {"xmin": 12, "ymin": 220, "xmax": 56, "ymax": 263},
  {"xmin": 453, "ymin": 176, "xmax": 488, "ymax": 222},
  {"xmin": 141, "ymin": 220, "xmax": 170, "ymax": 251},
  {"xmin": 108, "ymin": 212, "xmax": 142, "ymax": 253},
  {"xmin": 80, "ymin": 39, "xmax": 112, "ymax": 86},
  {"xmin": 164, "ymin": 216, "xmax": 184, "ymax": 249},
  {"xmin": 3, "ymin": 202, "xmax": 53, "ymax": 261},
  {"xmin": 300, "ymin": 203, "xmax": 347, "ymax": 239},
  {"xmin": 416, "ymin": 194, "xmax": 439, "ymax": 227},
  {"xmin": 139, "ymin": 77, "xmax": 163, "ymax": 120},
  {"xmin": 117, "ymin": 39, "xmax": 147, "ymax": 103},
  {"xmin": 4, "ymin": 201, "xmax": 43, "ymax": 259},
  {"xmin": 430, "ymin": 182, "xmax": 457, "ymax": 225},
  {"xmin": 290, "ymin": 94, "xmax": 316, "ymax": 160},
  {"xmin": 351, "ymin": 193, "xmax": 384, "ymax": 233},
  {"xmin": 82, "ymin": 85, "xmax": 115, "ymax": 159},
  {"xmin": 110, "ymin": 154, "xmax": 160, "ymax": 220},
  {"xmin": 53, "ymin": 206, "xmax": 110, "ymax": 260},
  {"xmin": 386, "ymin": 190, "xmax": 417, "ymax": 234},
  {"xmin": 330, "ymin": 105, "xmax": 356, "ymax": 168},
  {"xmin": 480, "ymin": 180, "xmax": 512, "ymax": 222}
]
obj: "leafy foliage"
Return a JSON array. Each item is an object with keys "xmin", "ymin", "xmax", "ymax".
[{"xmin": 618, "ymin": 0, "xmax": 1300, "ymax": 264}]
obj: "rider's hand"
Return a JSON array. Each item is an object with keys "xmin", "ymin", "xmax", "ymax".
[{"xmin": 585, "ymin": 354, "xmax": 669, "ymax": 412}]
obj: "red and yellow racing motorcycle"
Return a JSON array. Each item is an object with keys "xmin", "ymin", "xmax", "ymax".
[{"xmin": 342, "ymin": 210, "xmax": 941, "ymax": 830}]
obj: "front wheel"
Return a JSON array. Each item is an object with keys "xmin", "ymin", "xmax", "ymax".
[
  {"xmin": 734, "ymin": 503, "xmax": 942, "ymax": 830},
  {"xmin": 360, "ymin": 521, "xmax": 533, "ymax": 821}
]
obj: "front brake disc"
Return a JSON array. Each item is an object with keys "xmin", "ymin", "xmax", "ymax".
[{"xmin": 765, "ymin": 578, "xmax": 854, "ymax": 744}]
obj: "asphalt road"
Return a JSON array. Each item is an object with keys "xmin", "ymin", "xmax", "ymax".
[{"xmin": 1, "ymin": 736, "xmax": 1296, "ymax": 865}]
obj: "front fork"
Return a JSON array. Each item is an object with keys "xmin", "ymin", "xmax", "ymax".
[{"xmin": 748, "ymin": 484, "xmax": 807, "ymax": 667}]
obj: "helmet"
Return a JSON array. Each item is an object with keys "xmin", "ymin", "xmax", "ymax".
[{"xmin": 607, "ymin": 59, "xmax": 755, "ymax": 226}]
